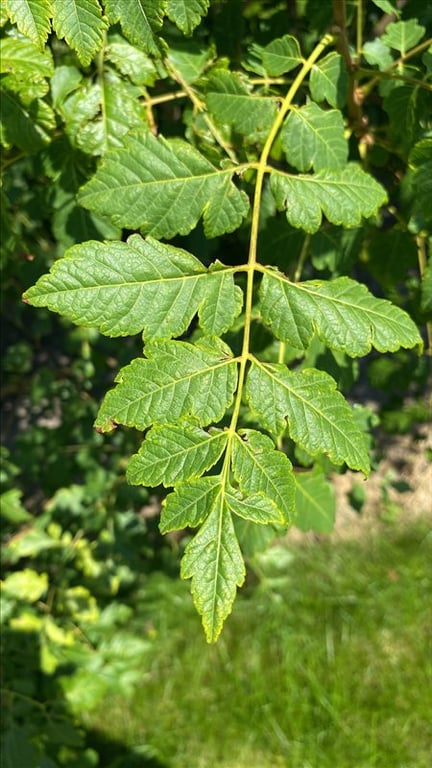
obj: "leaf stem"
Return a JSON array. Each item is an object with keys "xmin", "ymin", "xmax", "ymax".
[
  {"xmin": 416, "ymin": 233, "xmax": 432, "ymax": 356},
  {"xmin": 362, "ymin": 37, "xmax": 432, "ymax": 96},
  {"xmin": 225, "ymin": 33, "xmax": 334, "ymax": 454}
]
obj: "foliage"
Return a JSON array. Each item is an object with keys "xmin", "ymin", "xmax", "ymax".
[{"xmin": 1, "ymin": 0, "xmax": 431, "ymax": 763}]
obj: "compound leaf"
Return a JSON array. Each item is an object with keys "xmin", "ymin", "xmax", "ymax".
[
  {"xmin": 104, "ymin": 0, "xmax": 164, "ymax": 56},
  {"xmin": 23, "ymin": 235, "xmax": 242, "ymax": 339},
  {"xmin": 181, "ymin": 492, "xmax": 245, "ymax": 642},
  {"xmin": 52, "ymin": 0, "xmax": 107, "ymax": 66},
  {"xmin": 95, "ymin": 337, "xmax": 238, "ymax": 432},
  {"xmin": 259, "ymin": 272, "xmax": 422, "ymax": 356},
  {"xmin": 294, "ymin": 470, "xmax": 335, "ymax": 533},
  {"xmin": 246, "ymin": 361, "xmax": 370, "ymax": 473},
  {"xmin": 79, "ymin": 132, "xmax": 249, "ymax": 238},
  {"xmin": 127, "ymin": 425, "xmax": 228, "ymax": 487},
  {"xmin": 281, "ymin": 103, "xmax": 347, "ymax": 172},
  {"xmin": 166, "ymin": 0, "xmax": 209, "ymax": 35},
  {"xmin": 270, "ymin": 164, "xmax": 387, "ymax": 233},
  {"xmin": 206, "ymin": 70, "xmax": 278, "ymax": 138},
  {"xmin": 232, "ymin": 430, "xmax": 295, "ymax": 523},
  {"xmin": 5, "ymin": 0, "xmax": 52, "ymax": 48}
]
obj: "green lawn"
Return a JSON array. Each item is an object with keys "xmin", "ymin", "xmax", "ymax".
[{"xmin": 87, "ymin": 519, "xmax": 432, "ymax": 768}]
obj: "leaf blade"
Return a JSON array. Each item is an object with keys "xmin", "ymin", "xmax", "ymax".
[{"xmin": 52, "ymin": 0, "xmax": 107, "ymax": 67}]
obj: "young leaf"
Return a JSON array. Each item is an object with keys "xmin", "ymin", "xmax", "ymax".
[
  {"xmin": 270, "ymin": 164, "xmax": 387, "ymax": 233},
  {"xmin": 294, "ymin": 470, "xmax": 335, "ymax": 533},
  {"xmin": 246, "ymin": 361, "xmax": 370, "ymax": 473},
  {"xmin": 79, "ymin": 132, "xmax": 250, "ymax": 238},
  {"xmin": 52, "ymin": 0, "xmax": 108, "ymax": 67},
  {"xmin": 261, "ymin": 35, "xmax": 303, "ymax": 76},
  {"xmin": 103, "ymin": 0, "xmax": 164, "ymax": 56},
  {"xmin": 161, "ymin": 476, "xmax": 221, "ymax": 532},
  {"xmin": 5, "ymin": 0, "xmax": 52, "ymax": 48},
  {"xmin": 166, "ymin": 0, "xmax": 209, "ymax": 36},
  {"xmin": 127, "ymin": 425, "xmax": 228, "ymax": 487},
  {"xmin": 259, "ymin": 272, "xmax": 423, "ymax": 356},
  {"xmin": 206, "ymin": 70, "xmax": 278, "ymax": 139},
  {"xmin": 232, "ymin": 430, "xmax": 295, "ymax": 523},
  {"xmin": 95, "ymin": 338, "xmax": 238, "ymax": 433},
  {"xmin": 23, "ymin": 235, "xmax": 242, "ymax": 339},
  {"xmin": 181, "ymin": 492, "xmax": 245, "ymax": 643},
  {"xmin": 382, "ymin": 20, "xmax": 426, "ymax": 54},
  {"xmin": 370, "ymin": 0, "xmax": 400, "ymax": 16},
  {"xmin": 309, "ymin": 53, "xmax": 348, "ymax": 108},
  {"xmin": 281, "ymin": 103, "xmax": 347, "ymax": 172}
]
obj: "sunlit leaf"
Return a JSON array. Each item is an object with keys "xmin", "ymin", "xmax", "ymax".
[
  {"xmin": 207, "ymin": 69, "xmax": 278, "ymax": 138},
  {"xmin": 5, "ymin": 0, "xmax": 52, "ymax": 48},
  {"xmin": 166, "ymin": 0, "xmax": 209, "ymax": 35},
  {"xmin": 52, "ymin": 0, "xmax": 107, "ymax": 66},
  {"xmin": 281, "ymin": 102, "xmax": 347, "ymax": 172},
  {"xmin": 104, "ymin": 0, "xmax": 164, "ymax": 56},
  {"xmin": 310, "ymin": 52, "xmax": 348, "ymax": 108}
]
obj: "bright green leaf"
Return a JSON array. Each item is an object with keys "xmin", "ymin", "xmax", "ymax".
[
  {"xmin": 382, "ymin": 20, "xmax": 426, "ymax": 54},
  {"xmin": 259, "ymin": 272, "xmax": 422, "ymax": 356},
  {"xmin": 166, "ymin": 0, "xmax": 209, "ymax": 35},
  {"xmin": 2, "ymin": 568, "xmax": 48, "ymax": 602},
  {"xmin": 95, "ymin": 337, "xmax": 238, "ymax": 432},
  {"xmin": 23, "ymin": 235, "xmax": 242, "ymax": 339},
  {"xmin": 127, "ymin": 425, "xmax": 228, "ymax": 487},
  {"xmin": 52, "ymin": 0, "xmax": 107, "ymax": 67},
  {"xmin": 370, "ymin": 0, "xmax": 400, "ymax": 15},
  {"xmin": 232, "ymin": 430, "xmax": 295, "ymax": 523},
  {"xmin": 281, "ymin": 103, "xmax": 347, "ymax": 172},
  {"xmin": 104, "ymin": 0, "xmax": 164, "ymax": 56},
  {"xmin": 206, "ymin": 69, "xmax": 278, "ymax": 139},
  {"xmin": 270, "ymin": 164, "xmax": 387, "ymax": 233},
  {"xmin": 106, "ymin": 33, "xmax": 160, "ymax": 86},
  {"xmin": 246, "ymin": 360, "xmax": 370, "ymax": 473},
  {"xmin": 226, "ymin": 487, "xmax": 282, "ymax": 525},
  {"xmin": 5, "ymin": 0, "xmax": 52, "ymax": 48},
  {"xmin": 181, "ymin": 492, "xmax": 245, "ymax": 642},
  {"xmin": 310, "ymin": 52, "xmax": 348, "ymax": 108},
  {"xmin": 362, "ymin": 38, "xmax": 394, "ymax": 70},
  {"xmin": 79, "ymin": 131, "xmax": 249, "ymax": 238},
  {"xmin": 294, "ymin": 470, "xmax": 335, "ymax": 533},
  {"xmin": 161, "ymin": 476, "xmax": 221, "ymax": 532},
  {"xmin": 261, "ymin": 34, "xmax": 302, "ymax": 76},
  {"xmin": 0, "ymin": 36, "xmax": 54, "ymax": 79}
]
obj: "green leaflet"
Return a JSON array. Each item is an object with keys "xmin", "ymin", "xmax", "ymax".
[
  {"xmin": 309, "ymin": 52, "xmax": 348, "ymax": 108},
  {"xmin": 206, "ymin": 70, "xmax": 278, "ymax": 139},
  {"xmin": 23, "ymin": 235, "xmax": 243, "ymax": 339},
  {"xmin": 232, "ymin": 430, "xmax": 295, "ymax": 523},
  {"xmin": 94, "ymin": 337, "xmax": 238, "ymax": 433},
  {"xmin": 127, "ymin": 425, "xmax": 228, "ymax": 487},
  {"xmin": 78, "ymin": 132, "xmax": 250, "ymax": 238},
  {"xmin": 246, "ymin": 361, "xmax": 370, "ymax": 473},
  {"xmin": 181, "ymin": 491, "xmax": 245, "ymax": 643},
  {"xmin": 5, "ymin": 0, "xmax": 52, "ymax": 49},
  {"xmin": 294, "ymin": 470, "xmax": 335, "ymax": 533},
  {"xmin": 161, "ymin": 476, "xmax": 221, "ymax": 532},
  {"xmin": 270, "ymin": 164, "xmax": 387, "ymax": 233},
  {"xmin": 52, "ymin": 0, "xmax": 108, "ymax": 67},
  {"xmin": 382, "ymin": 20, "xmax": 425, "ymax": 54},
  {"xmin": 261, "ymin": 35, "xmax": 303, "ymax": 76},
  {"xmin": 104, "ymin": 0, "xmax": 164, "ymax": 57},
  {"xmin": 281, "ymin": 103, "xmax": 347, "ymax": 172},
  {"xmin": 166, "ymin": 0, "xmax": 209, "ymax": 35},
  {"xmin": 225, "ymin": 488, "xmax": 282, "ymax": 525},
  {"xmin": 259, "ymin": 272, "xmax": 422, "ymax": 356}
]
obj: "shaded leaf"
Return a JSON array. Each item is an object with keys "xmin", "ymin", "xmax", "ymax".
[
  {"xmin": 181, "ymin": 492, "xmax": 245, "ymax": 642},
  {"xmin": 206, "ymin": 69, "xmax": 278, "ymax": 138},
  {"xmin": 127, "ymin": 425, "xmax": 227, "ymax": 487},
  {"xmin": 281, "ymin": 102, "xmax": 347, "ymax": 172},
  {"xmin": 94, "ymin": 337, "xmax": 238, "ymax": 432},
  {"xmin": 52, "ymin": 0, "xmax": 107, "ymax": 67},
  {"xmin": 294, "ymin": 470, "xmax": 335, "ymax": 533},
  {"xmin": 23, "ymin": 235, "xmax": 242, "ymax": 338},
  {"xmin": 246, "ymin": 361, "xmax": 370, "ymax": 473},
  {"xmin": 166, "ymin": 0, "xmax": 209, "ymax": 35},
  {"xmin": 104, "ymin": 0, "xmax": 164, "ymax": 56},
  {"xmin": 261, "ymin": 34, "xmax": 302, "ymax": 76},
  {"xmin": 310, "ymin": 52, "xmax": 348, "ymax": 108},
  {"xmin": 270, "ymin": 164, "xmax": 387, "ymax": 233},
  {"xmin": 79, "ymin": 132, "xmax": 249, "ymax": 238},
  {"xmin": 232, "ymin": 429, "xmax": 295, "ymax": 523},
  {"xmin": 0, "ymin": 89, "xmax": 54, "ymax": 151},
  {"xmin": 259, "ymin": 272, "xmax": 422, "ymax": 356}
]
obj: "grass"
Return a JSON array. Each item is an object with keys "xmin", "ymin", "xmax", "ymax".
[{"xmin": 87, "ymin": 518, "xmax": 432, "ymax": 768}]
